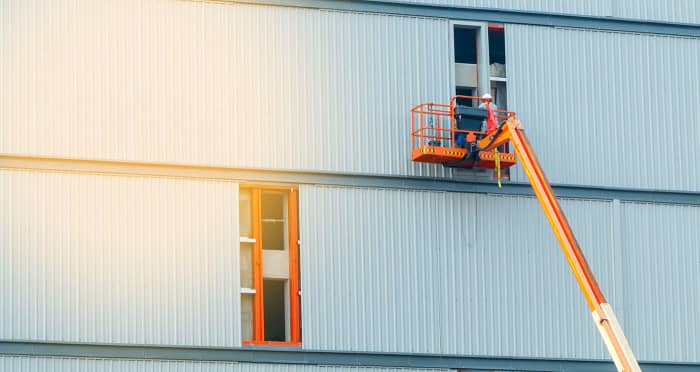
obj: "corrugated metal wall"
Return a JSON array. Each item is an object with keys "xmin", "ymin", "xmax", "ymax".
[
  {"xmin": 3, "ymin": 0, "xmax": 698, "ymax": 192},
  {"xmin": 0, "ymin": 0, "xmax": 451, "ymax": 178},
  {"xmin": 0, "ymin": 356, "xmax": 449, "ymax": 372},
  {"xmin": 371, "ymin": 0, "xmax": 700, "ymax": 25},
  {"xmin": 619, "ymin": 201, "xmax": 700, "ymax": 362},
  {"xmin": 506, "ymin": 25, "xmax": 700, "ymax": 192},
  {"xmin": 0, "ymin": 170, "xmax": 240, "ymax": 347},
  {"xmin": 299, "ymin": 185, "xmax": 700, "ymax": 362}
]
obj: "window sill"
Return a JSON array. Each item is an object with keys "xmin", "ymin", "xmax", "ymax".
[{"xmin": 242, "ymin": 340, "xmax": 302, "ymax": 347}]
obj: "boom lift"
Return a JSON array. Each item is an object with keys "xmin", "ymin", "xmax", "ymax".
[{"xmin": 410, "ymin": 96, "xmax": 641, "ymax": 372}]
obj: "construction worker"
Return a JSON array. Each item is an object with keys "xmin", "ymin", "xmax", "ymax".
[{"xmin": 479, "ymin": 93, "xmax": 498, "ymax": 134}]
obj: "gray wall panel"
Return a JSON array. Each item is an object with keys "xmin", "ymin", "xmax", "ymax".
[
  {"xmin": 0, "ymin": 0, "xmax": 451, "ymax": 179},
  {"xmin": 619, "ymin": 202, "xmax": 700, "ymax": 362},
  {"xmin": 369, "ymin": 0, "xmax": 700, "ymax": 25},
  {"xmin": 507, "ymin": 25, "xmax": 700, "ymax": 192},
  {"xmin": 3, "ymin": 0, "xmax": 698, "ymax": 192},
  {"xmin": 299, "ymin": 185, "xmax": 617, "ymax": 359},
  {"xmin": 0, "ymin": 356, "xmax": 448, "ymax": 371},
  {"xmin": 299, "ymin": 185, "xmax": 699, "ymax": 362},
  {"xmin": 0, "ymin": 170, "xmax": 240, "ymax": 347}
]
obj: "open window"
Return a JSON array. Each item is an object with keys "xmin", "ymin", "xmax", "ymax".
[
  {"xmin": 449, "ymin": 22, "xmax": 511, "ymax": 180},
  {"xmin": 488, "ymin": 25, "xmax": 507, "ymax": 110},
  {"xmin": 453, "ymin": 26, "xmax": 479, "ymax": 107},
  {"xmin": 240, "ymin": 186, "xmax": 301, "ymax": 346}
]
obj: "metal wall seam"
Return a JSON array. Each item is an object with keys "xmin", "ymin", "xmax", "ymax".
[
  {"xmin": 299, "ymin": 185, "xmax": 624, "ymax": 360},
  {"xmin": 0, "ymin": 169, "xmax": 240, "ymax": 347},
  {"xmin": 506, "ymin": 24, "xmax": 700, "ymax": 192},
  {"xmin": 1, "ymin": 0, "xmax": 452, "ymax": 179},
  {"xmin": 0, "ymin": 355, "xmax": 450, "ymax": 371},
  {"xmin": 366, "ymin": 0, "xmax": 700, "ymax": 25}
]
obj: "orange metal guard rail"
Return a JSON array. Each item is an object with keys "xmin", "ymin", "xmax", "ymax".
[
  {"xmin": 410, "ymin": 96, "xmax": 515, "ymax": 152},
  {"xmin": 477, "ymin": 119, "xmax": 641, "ymax": 372}
]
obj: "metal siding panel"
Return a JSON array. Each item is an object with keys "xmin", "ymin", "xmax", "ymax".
[
  {"xmin": 620, "ymin": 202, "xmax": 700, "ymax": 362},
  {"xmin": 384, "ymin": 0, "xmax": 612, "ymax": 17},
  {"xmin": 443, "ymin": 194, "xmax": 613, "ymax": 360},
  {"xmin": 369, "ymin": 0, "xmax": 700, "ymax": 24},
  {"xmin": 0, "ymin": 356, "xmax": 448, "ymax": 372},
  {"xmin": 0, "ymin": 0, "xmax": 451, "ymax": 178},
  {"xmin": 299, "ymin": 185, "xmax": 617, "ymax": 359},
  {"xmin": 0, "ymin": 170, "xmax": 240, "ymax": 347},
  {"xmin": 506, "ymin": 25, "xmax": 700, "ymax": 192},
  {"xmin": 299, "ymin": 185, "xmax": 458, "ymax": 353}
]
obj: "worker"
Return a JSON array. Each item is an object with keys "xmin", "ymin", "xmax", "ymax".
[{"xmin": 478, "ymin": 93, "xmax": 498, "ymax": 134}]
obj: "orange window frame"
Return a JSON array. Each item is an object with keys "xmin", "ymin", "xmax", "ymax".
[{"xmin": 241, "ymin": 185, "xmax": 301, "ymax": 347}]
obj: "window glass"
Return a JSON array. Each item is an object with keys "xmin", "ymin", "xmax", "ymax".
[
  {"xmin": 241, "ymin": 294, "xmax": 254, "ymax": 341},
  {"xmin": 264, "ymin": 279, "xmax": 287, "ymax": 342},
  {"xmin": 262, "ymin": 192, "xmax": 286, "ymax": 251},
  {"xmin": 239, "ymin": 189, "xmax": 252, "ymax": 238},
  {"xmin": 240, "ymin": 242, "xmax": 254, "ymax": 288}
]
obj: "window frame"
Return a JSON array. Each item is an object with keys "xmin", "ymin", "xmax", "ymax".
[{"xmin": 240, "ymin": 185, "xmax": 301, "ymax": 347}]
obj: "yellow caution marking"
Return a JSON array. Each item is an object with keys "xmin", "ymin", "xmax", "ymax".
[{"xmin": 494, "ymin": 148, "xmax": 502, "ymax": 188}]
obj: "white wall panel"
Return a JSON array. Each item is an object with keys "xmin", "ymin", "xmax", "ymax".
[
  {"xmin": 0, "ymin": 0, "xmax": 451, "ymax": 178},
  {"xmin": 507, "ymin": 25, "xmax": 700, "ymax": 192},
  {"xmin": 299, "ymin": 185, "xmax": 621, "ymax": 359},
  {"xmin": 3, "ymin": 0, "xmax": 697, "ymax": 192},
  {"xmin": 300, "ymin": 185, "xmax": 699, "ymax": 362},
  {"xmin": 372, "ymin": 0, "xmax": 700, "ymax": 24},
  {"xmin": 619, "ymin": 202, "xmax": 700, "ymax": 362},
  {"xmin": 0, "ymin": 170, "xmax": 240, "ymax": 346}
]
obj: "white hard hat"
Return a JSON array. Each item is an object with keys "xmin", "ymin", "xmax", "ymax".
[{"xmin": 481, "ymin": 93, "xmax": 493, "ymax": 100}]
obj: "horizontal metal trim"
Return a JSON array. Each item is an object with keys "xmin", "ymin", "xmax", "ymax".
[
  {"xmin": 1, "ymin": 154, "xmax": 698, "ymax": 205},
  {"xmin": 2, "ymin": 341, "xmax": 700, "ymax": 371},
  {"xmin": 231, "ymin": 0, "xmax": 700, "ymax": 37}
]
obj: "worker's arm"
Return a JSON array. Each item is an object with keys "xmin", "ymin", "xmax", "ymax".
[{"xmin": 482, "ymin": 119, "xmax": 641, "ymax": 372}]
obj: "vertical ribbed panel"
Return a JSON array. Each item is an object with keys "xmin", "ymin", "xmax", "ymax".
[
  {"xmin": 370, "ymin": 0, "xmax": 700, "ymax": 24},
  {"xmin": 507, "ymin": 25, "xmax": 700, "ymax": 192},
  {"xmin": 372, "ymin": 0, "xmax": 612, "ymax": 17},
  {"xmin": 300, "ymin": 185, "xmax": 618, "ymax": 359},
  {"xmin": 619, "ymin": 202, "xmax": 700, "ymax": 362},
  {"xmin": 0, "ymin": 356, "xmax": 449, "ymax": 372},
  {"xmin": 300, "ymin": 186, "xmax": 466, "ymax": 353},
  {"xmin": 0, "ymin": 170, "xmax": 239, "ymax": 346},
  {"xmin": 0, "ymin": 0, "xmax": 451, "ymax": 178},
  {"xmin": 441, "ymin": 194, "xmax": 614, "ymax": 360}
]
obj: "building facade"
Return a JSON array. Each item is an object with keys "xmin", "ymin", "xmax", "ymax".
[{"xmin": 1, "ymin": 0, "xmax": 699, "ymax": 371}]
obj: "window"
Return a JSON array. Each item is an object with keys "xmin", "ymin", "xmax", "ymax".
[
  {"xmin": 488, "ymin": 25, "xmax": 507, "ymax": 110},
  {"xmin": 453, "ymin": 25, "xmax": 479, "ymax": 107},
  {"xmin": 240, "ymin": 186, "xmax": 301, "ymax": 346},
  {"xmin": 451, "ymin": 22, "xmax": 511, "ymax": 180}
]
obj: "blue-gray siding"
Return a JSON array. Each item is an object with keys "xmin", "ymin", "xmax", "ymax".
[
  {"xmin": 299, "ymin": 185, "xmax": 700, "ymax": 362},
  {"xmin": 370, "ymin": 0, "xmax": 700, "ymax": 25}
]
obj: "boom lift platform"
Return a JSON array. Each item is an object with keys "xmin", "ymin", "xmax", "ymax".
[{"xmin": 411, "ymin": 96, "xmax": 641, "ymax": 372}]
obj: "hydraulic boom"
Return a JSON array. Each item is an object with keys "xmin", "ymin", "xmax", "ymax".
[{"xmin": 478, "ymin": 119, "xmax": 642, "ymax": 372}]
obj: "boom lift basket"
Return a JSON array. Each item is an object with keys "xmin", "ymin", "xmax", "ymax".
[{"xmin": 410, "ymin": 95, "xmax": 517, "ymax": 170}]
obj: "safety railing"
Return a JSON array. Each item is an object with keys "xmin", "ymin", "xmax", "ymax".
[{"xmin": 411, "ymin": 95, "xmax": 516, "ymax": 153}]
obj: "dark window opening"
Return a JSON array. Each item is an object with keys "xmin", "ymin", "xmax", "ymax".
[
  {"xmin": 455, "ymin": 87, "xmax": 475, "ymax": 107},
  {"xmin": 454, "ymin": 27, "xmax": 477, "ymax": 64},
  {"xmin": 263, "ymin": 279, "xmax": 287, "ymax": 342},
  {"xmin": 488, "ymin": 29, "xmax": 506, "ymax": 64}
]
